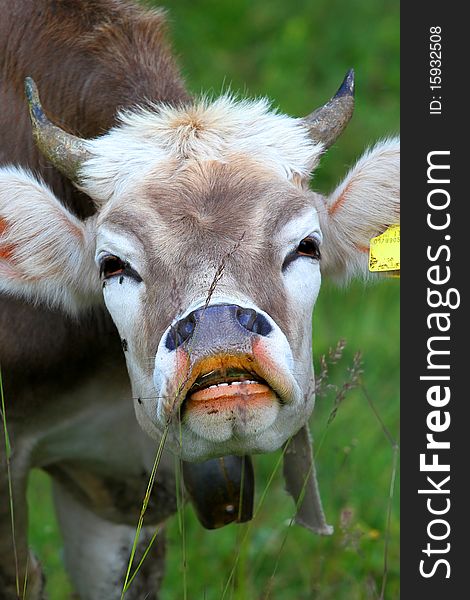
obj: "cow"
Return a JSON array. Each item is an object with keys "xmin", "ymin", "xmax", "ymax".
[{"xmin": 0, "ymin": 1, "xmax": 399, "ymax": 598}]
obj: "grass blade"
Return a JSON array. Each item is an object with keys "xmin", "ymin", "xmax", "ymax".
[
  {"xmin": 220, "ymin": 443, "xmax": 289, "ymax": 600},
  {"xmin": 120, "ymin": 425, "xmax": 169, "ymax": 597},
  {"xmin": 1, "ymin": 366, "xmax": 21, "ymax": 598},
  {"xmin": 124, "ymin": 527, "xmax": 160, "ymax": 590},
  {"xmin": 360, "ymin": 383, "xmax": 399, "ymax": 600}
]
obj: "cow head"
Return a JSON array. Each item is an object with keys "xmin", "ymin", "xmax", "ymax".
[{"xmin": 0, "ymin": 73, "xmax": 399, "ymax": 463}]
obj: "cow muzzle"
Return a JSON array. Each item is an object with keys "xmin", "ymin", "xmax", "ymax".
[
  {"xmin": 166, "ymin": 304, "xmax": 283, "ymax": 420},
  {"xmin": 152, "ymin": 302, "xmax": 306, "ymax": 460}
]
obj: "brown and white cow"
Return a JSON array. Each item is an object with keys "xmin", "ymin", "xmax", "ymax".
[{"xmin": 0, "ymin": 1, "xmax": 399, "ymax": 598}]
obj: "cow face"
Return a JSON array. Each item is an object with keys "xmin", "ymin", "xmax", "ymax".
[
  {"xmin": 92, "ymin": 169, "xmax": 321, "ymax": 459},
  {"xmin": 0, "ymin": 77, "xmax": 399, "ymax": 462},
  {"xmin": 75, "ymin": 95, "xmax": 329, "ymax": 460}
]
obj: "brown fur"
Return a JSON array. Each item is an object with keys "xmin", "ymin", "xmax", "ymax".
[
  {"xmin": 0, "ymin": 0, "xmax": 189, "ymax": 217},
  {"xmin": 0, "ymin": 0, "xmax": 189, "ymax": 408}
]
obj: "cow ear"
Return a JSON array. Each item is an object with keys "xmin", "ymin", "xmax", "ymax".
[
  {"xmin": 316, "ymin": 138, "xmax": 399, "ymax": 283},
  {"xmin": 0, "ymin": 166, "xmax": 101, "ymax": 313}
]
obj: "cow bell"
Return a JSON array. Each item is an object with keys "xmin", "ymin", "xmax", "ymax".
[
  {"xmin": 182, "ymin": 455, "xmax": 254, "ymax": 529},
  {"xmin": 183, "ymin": 426, "xmax": 332, "ymax": 536}
]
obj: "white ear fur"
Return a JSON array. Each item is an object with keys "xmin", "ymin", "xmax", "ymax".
[
  {"xmin": 316, "ymin": 137, "xmax": 400, "ymax": 283},
  {"xmin": 0, "ymin": 166, "xmax": 100, "ymax": 313}
]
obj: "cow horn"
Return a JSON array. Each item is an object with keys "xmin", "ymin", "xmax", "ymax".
[
  {"xmin": 303, "ymin": 68, "xmax": 355, "ymax": 149},
  {"xmin": 24, "ymin": 77, "xmax": 90, "ymax": 182}
]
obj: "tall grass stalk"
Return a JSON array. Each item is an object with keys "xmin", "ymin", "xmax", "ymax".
[
  {"xmin": 120, "ymin": 425, "xmax": 169, "ymax": 598},
  {"xmin": 262, "ymin": 461, "xmax": 315, "ymax": 599},
  {"xmin": 220, "ymin": 443, "xmax": 289, "ymax": 600},
  {"xmin": 122, "ymin": 528, "xmax": 160, "ymax": 591},
  {"xmin": 174, "ymin": 458, "xmax": 188, "ymax": 600},
  {"xmin": 1, "ymin": 366, "xmax": 21, "ymax": 598},
  {"xmin": 21, "ymin": 554, "xmax": 29, "ymax": 600},
  {"xmin": 360, "ymin": 383, "xmax": 399, "ymax": 600},
  {"xmin": 314, "ymin": 349, "xmax": 363, "ymax": 460},
  {"xmin": 230, "ymin": 456, "xmax": 249, "ymax": 600},
  {"xmin": 255, "ymin": 360, "xmax": 398, "ymax": 600},
  {"xmin": 177, "ymin": 414, "xmax": 188, "ymax": 600},
  {"xmin": 262, "ymin": 354, "xmax": 363, "ymax": 599}
]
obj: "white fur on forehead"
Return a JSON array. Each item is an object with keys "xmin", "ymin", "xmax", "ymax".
[{"xmin": 81, "ymin": 95, "xmax": 323, "ymax": 202}]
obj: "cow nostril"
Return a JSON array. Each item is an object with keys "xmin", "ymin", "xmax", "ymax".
[
  {"xmin": 180, "ymin": 317, "xmax": 195, "ymax": 340},
  {"xmin": 236, "ymin": 307, "xmax": 272, "ymax": 337},
  {"xmin": 236, "ymin": 307, "xmax": 257, "ymax": 331},
  {"xmin": 166, "ymin": 314, "xmax": 196, "ymax": 351},
  {"xmin": 251, "ymin": 313, "xmax": 272, "ymax": 336}
]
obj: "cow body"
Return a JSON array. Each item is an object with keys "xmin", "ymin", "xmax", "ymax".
[
  {"xmin": 0, "ymin": 1, "xmax": 399, "ymax": 598},
  {"xmin": 1, "ymin": 2, "xmax": 186, "ymax": 598}
]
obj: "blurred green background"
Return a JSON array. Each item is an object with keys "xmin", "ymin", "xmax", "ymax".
[{"xmin": 28, "ymin": 0, "xmax": 399, "ymax": 598}]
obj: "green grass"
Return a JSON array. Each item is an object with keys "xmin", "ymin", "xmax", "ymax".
[{"xmin": 26, "ymin": 0, "xmax": 399, "ymax": 598}]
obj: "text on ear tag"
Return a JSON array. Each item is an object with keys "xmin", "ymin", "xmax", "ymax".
[{"xmin": 369, "ymin": 224, "xmax": 400, "ymax": 277}]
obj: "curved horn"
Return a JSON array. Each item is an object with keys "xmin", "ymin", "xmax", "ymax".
[
  {"xmin": 303, "ymin": 68, "xmax": 355, "ymax": 149},
  {"xmin": 24, "ymin": 77, "xmax": 90, "ymax": 182}
]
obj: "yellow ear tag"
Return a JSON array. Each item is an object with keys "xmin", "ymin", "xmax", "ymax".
[{"xmin": 369, "ymin": 224, "xmax": 400, "ymax": 278}]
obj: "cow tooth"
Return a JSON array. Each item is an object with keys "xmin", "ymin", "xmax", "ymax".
[{"xmin": 198, "ymin": 379, "xmax": 260, "ymax": 391}]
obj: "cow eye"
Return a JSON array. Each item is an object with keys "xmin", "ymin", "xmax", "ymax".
[
  {"xmin": 282, "ymin": 236, "xmax": 321, "ymax": 272},
  {"xmin": 99, "ymin": 255, "xmax": 143, "ymax": 283},
  {"xmin": 297, "ymin": 237, "xmax": 321, "ymax": 260},
  {"xmin": 100, "ymin": 255, "xmax": 126, "ymax": 279}
]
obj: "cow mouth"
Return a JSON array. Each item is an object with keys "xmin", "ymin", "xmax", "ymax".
[{"xmin": 184, "ymin": 368, "xmax": 276, "ymax": 406}]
